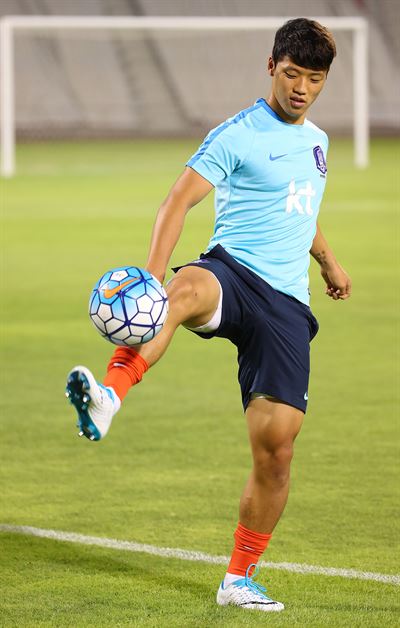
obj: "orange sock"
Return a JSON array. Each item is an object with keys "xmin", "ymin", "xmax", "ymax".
[
  {"xmin": 103, "ymin": 347, "xmax": 149, "ymax": 401},
  {"xmin": 227, "ymin": 522, "xmax": 272, "ymax": 577}
]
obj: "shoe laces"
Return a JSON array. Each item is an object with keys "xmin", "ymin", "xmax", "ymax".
[{"xmin": 234, "ymin": 564, "xmax": 272, "ymax": 601}]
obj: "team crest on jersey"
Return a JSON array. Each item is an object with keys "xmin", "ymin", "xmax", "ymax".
[{"xmin": 313, "ymin": 146, "xmax": 327, "ymax": 175}]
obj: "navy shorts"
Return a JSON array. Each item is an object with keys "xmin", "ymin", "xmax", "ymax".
[{"xmin": 174, "ymin": 245, "xmax": 319, "ymax": 413}]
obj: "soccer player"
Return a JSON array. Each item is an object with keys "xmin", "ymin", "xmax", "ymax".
[{"xmin": 66, "ymin": 18, "xmax": 351, "ymax": 612}]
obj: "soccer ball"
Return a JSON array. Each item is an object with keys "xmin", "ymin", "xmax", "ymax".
[{"xmin": 89, "ymin": 266, "xmax": 168, "ymax": 346}]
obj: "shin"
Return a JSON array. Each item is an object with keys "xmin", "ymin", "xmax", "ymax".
[{"xmin": 239, "ymin": 397, "xmax": 304, "ymax": 534}]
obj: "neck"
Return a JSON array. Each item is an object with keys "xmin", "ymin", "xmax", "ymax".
[{"xmin": 266, "ymin": 95, "xmax": 305, "ymax": 125}]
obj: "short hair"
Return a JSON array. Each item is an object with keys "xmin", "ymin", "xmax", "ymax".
[{"xmin": 272, "ymin": 18, "xmax": 337, "ymax": 71}]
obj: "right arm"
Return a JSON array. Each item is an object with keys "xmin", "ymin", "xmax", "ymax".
[
  {"xmin": 145, "ymin": 167, "xmax": 213, "ymax": 283},
  {"xmin": 310, "ymin": 222, "xmax": 352, "ymax": 300}
]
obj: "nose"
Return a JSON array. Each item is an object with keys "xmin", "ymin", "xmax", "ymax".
[{"xmin": 293, "ymin": 77, "xmax": 307, "ymax": 95}]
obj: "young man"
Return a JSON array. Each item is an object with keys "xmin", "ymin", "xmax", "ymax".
[{"xmin": 66, "ymin": 18, "xmax": 351, "ymax": 612}]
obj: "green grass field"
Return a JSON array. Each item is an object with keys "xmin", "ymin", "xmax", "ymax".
[{"xmin": 1, "ymin": 138, "xmax": 399, "ymax": 627}]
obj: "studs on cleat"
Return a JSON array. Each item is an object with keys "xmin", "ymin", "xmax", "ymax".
[
  {"xmin": 67, "ymin": 369, "xmax": 102, "ymax": 442},
  {"xmin": 79, "ymin": 372, "xmax": 90, "ymax": 389}
]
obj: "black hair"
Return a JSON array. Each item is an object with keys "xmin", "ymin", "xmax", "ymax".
[{"xmin": 272, "ymin": 18, "xmax": 336, "ymax": 71}]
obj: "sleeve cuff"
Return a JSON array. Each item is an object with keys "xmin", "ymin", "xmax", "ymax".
[{"xmin": 186, "ymin": 161, "xmax": 222, "ymax": 187}]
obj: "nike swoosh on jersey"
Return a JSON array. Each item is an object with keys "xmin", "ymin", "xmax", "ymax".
[
  {"xmin": 269, "ymin": 153, "xmax": 288, "ymax": 161},
  {"xmin": 103, "ymin": 277, "xmax": 140, "ymax": 299}
]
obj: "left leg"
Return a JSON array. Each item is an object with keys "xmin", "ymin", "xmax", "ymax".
[
  {"xmin": 217, "ymin": 396, "xmax": 303, "ymax": 612},
  {"xmin": 240, "ymin": 396, "xmax": 304, "ymax": 533}
]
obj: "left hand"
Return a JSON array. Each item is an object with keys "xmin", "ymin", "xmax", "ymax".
[{"xmin": 321, "ymin": 263, "xmax": 352, "ymax": 300}]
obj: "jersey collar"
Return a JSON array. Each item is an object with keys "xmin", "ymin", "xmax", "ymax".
[{"xmin": 256, "ymin": 98, "xmax": 306, "ymax": 127}]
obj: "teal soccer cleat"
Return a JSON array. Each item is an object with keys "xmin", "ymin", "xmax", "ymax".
[{"xmin": 65, "ymin": 366, "xmax": 119, "ymax": 441}]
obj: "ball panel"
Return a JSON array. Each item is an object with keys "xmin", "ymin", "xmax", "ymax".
[
  {"xmin": 110, "ymin": 326, "xmax": 132, "ymax": 341},
  {"xmin": 145, "ymin": 284, "xmax": 161, "ymax": 301},
  {"xmin": 136, "ymin": 294, "xmax": 154, "ymax": 313},
  {"xmin": 105, "ymin": 318, "xmax": 125, "ymax": 335},
  {"xmin": 132, "ymin": 311, "xmax": 154, "ymax": 327},
  {"xmin": 107, "ymin": 336, "xmax": 126, "ymax": 346},
  {"xmin": 98, "ymin": 303, "xmax": 113, "ymax": 322},
  {"xmin": 129, "ymin": 323, "xmax": 152, "ymax": 337},
  {"xmin": 90, "ymin": 293, "xmax": 100, "ymax": 315},
  {"xmin": 100, "ymin": 271, "xmax": 113, "ymax": 285},
  {"xmin": 125, "ymin": 282, "xmax": 146, "ymax": 300},
  {"xmin": 124, "ymin": 333, "xmax": 144, "ymax": 346},
  {"xmin": 101, "ymin": 279, "xmax": 119, "ymax": 292},
  {"xmin": 110, "ymin": 270, "xmax": 128, "ymax": 281},
  {"xmin": 90, "ymin": 314, "xmax": 107, "ymax": 334},
  {"xmin": 159, "ymin": 300, "xmax": 169, "ymax": 324},
  {"xmin": 141, "ymin": 328, "xmax": 156, "ymax": 343},
  {"xmin": 159, "ymin": 301, "xmax": 169, "ymax": 324},
  {"xmin": 110, "ymin": 297, "xmax": 126, "ymax": 322},
  {"xmin": 123, "ymin": 294, "xmax": 139, "ymax": 320},
  {"xmin": 150, "ymin": 300, "xmax": 164, "ymax": 324}
]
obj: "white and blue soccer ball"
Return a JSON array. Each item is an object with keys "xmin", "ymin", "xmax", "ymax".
[{"xmin": 89, "ymin": 266, "xmax": 168, "ymax": 346}]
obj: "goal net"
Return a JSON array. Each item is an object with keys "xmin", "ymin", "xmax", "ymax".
[{"xmin": 0, "ymin": 16, "xmax": 369, "ymax": 176}]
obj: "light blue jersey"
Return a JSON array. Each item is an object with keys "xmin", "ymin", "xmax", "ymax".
[{"xmin": 187, "ymin": 98, "xmax": 329, "ymax": 305}]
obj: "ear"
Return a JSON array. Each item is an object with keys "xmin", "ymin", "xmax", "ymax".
[{"xmin": 267, "ymin": 56, "xmax": 275, "ymax": 77}]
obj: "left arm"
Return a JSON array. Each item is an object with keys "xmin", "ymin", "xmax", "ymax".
[{"xmin": 311, "ymin": 222, "xmax": 352, "ymax": 300}]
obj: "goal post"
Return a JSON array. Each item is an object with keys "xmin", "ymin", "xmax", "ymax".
[{"xmin": 0, "ymin": 15, "xmax": 369, "ymax": 177}]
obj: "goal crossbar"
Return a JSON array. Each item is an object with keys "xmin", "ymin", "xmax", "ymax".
[{"xmin": 0, "ymin": 15, "xmax": 369, "ymax": 176}]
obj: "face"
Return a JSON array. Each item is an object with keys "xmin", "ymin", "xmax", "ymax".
[{"xmin": 267, "ymin": 55, "xmax": 327, "ymax": 124}]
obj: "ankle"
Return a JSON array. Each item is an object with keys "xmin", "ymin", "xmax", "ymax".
[
  {"xmin": 223, "ymin": 572, "xmax": 243, "ymax": 586},
  {"xmin": 105, "ymin": 385, "xmax": 121, "ymax": 413},
  {"xmin": 226, "ymin": 522, "xmax": 272, "ymax": 577},
  {"xmin": 104, "ymin": 348, "xmax": 149, "ymax": 401}
]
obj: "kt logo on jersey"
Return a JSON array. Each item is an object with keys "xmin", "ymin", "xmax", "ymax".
[{"xmin": 286, "ymin": 180, "xmax": 316, "ymax": 215}]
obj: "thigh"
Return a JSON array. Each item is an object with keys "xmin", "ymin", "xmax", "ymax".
[
  {"xmin": 166, "ymin": 264, "xmax": 221, "ymax": 328},
  {"xmin": 238, "ymin": 298, "xmax": 313, "ymax": 413},
  {"xmin": 246, "ymin": 396, "xmax": 304, "ymax": 455}
]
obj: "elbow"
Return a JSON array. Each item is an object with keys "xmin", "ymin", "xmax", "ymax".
[{"xmin": 161, "ymin": 191, "xmax": 191, "ymax": 217}]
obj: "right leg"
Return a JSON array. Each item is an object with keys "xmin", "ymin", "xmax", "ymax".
[{"xmin": 66, "ymin": 265, "xmax": 220, "ymax": 440}]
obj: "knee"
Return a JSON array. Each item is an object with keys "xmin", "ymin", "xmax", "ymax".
[
  {"xmin": 166, "ymin": 275, "xmax": 198, "ymax": 320},
  {"xmin": 253, "ymin": 443, "xmax": 294, "ymax": 486}
]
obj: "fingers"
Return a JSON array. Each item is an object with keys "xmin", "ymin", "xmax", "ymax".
[
  {"xmin": 325, "ymin": 285, "xmax": 351, "ymax": 300},
  {"xmin": 326, "ymin": 288, "xmax": 340, "ymax": 300},
  {"xmin": 322, "ymin": 266, "xmax": 352, "ymax": 301},
  {"xmin": 338, "ymin": 280, "xmax": 352, "ymax": 299}
]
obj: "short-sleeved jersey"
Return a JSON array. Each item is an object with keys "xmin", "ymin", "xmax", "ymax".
[{"xmin": 186, "ymin": 98, "xmax": 329, "ymax": 305}]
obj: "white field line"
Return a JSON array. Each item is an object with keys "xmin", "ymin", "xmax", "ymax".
[{"xmin": 1, "ymin": 524, "xmax": 399, "ymax": 586}]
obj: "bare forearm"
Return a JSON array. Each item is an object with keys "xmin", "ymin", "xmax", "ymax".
[
  {"xmin": 145, "ymin": 168, "xmax": 214, "ymax": 283},
  {"xmin": 310, "ymin": 223, "xmax": 337, "ymax": 269},
  {"xmin": 311, "ymin": 222, "xmax": 352, "ymax": 300},
  {"xmin": 146, "ymin": 199, "xmax": 187, "ymax": 283}
]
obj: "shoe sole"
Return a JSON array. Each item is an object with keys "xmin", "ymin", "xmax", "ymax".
[
  {"xmin": 216, "ymin": 589, "xmax": 284, "ymax": 612},
  {"xmin": 217, "ymin": 598, "xmax": 284, "ymax": 612},
  {"xmin": 65, "ymin": 370, "xmax": 102, "ymax": 441}
]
